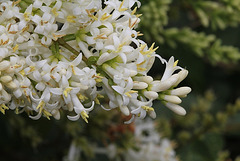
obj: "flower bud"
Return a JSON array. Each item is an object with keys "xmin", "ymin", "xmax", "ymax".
[
  {"xmin": 170, "ymin": 87, "xmax": 191, "ymax": 96},
  {"xmin": 120, "ymin": 105, "xmax": 130, "ymax": 116},
  {"xmin": 163, "ymin": 95, "xmax": 182, "ymax": 104},
  {"xmin": 133, "ymin": 81, "xmax": 148, "ymax": 89},
  {"xmin": 175, "ymin": 69, "xmax": 188, "ymax": 86},
  {"xmin": 149, "ymin": 110, "xmax": 156, "ymax": 119},
  {"xmin": 5, "ymin": 81, "xmax": 17, "ymax": 89},
  {"xmin": 143, "ymin": 91, "xmax": 158, "ymax": 100},
  {"xmin": 134, "ymin": 76, "xmax": 153, "ymax": 84},
  {"xmin": 0, "ymin": 61, "xmax": 10, "ymax": 71},
  {"xmin": 165, "ymin": 103, "xmax": 186, "ymax": 116},
  {"xmin": 0, "ymin": 75, "xmax": 12, "ymax": 83}
]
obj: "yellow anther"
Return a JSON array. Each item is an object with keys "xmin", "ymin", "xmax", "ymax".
[
  {"xmin": 100, "ymin": 13, "xmax": 112, "ymax": 21},
  {"xmin": 129, "ymin": 18, "xmax": 139, "ymax": 28},
  {"xmin": 71, "ymin": 65, "xmax": 76, "ymax": 75},
  {"xmin": 26, "ymin": 109, "xmax": 33, "ymax": 116},
  {"xmin": 119, "ymin": 0, "xmax": 128, "ymax": 12},
  {"xmin": 0, "ymin": 104, "xmax": 9, "ymax": 114},
  {"xmin": 21, "ymin": 25, "xmax": 29, "ymax": 32},
  {"xmin": 51, "ymin": 8, "xmax": 59, "ymax": 17},
  {"xmin": 24, "ymin": 89, "xmax": 31, "ymax": 102},
  {"xmin": 94, "ymin": 33, "xmax": 107, "ymax": 40},
  {"xmin": 67, "ymin": 15, "xmax": 76, "ymax": 23},
  {"xmin": 43, "ymin": 109, "xmax": 52, "ymax": 120},
  {"xmin": 50, "ymin": 75, "xmax": 56, "ymax": 80},
  {"xmin": 95, "ymin": 78, "xmax": 102, "ymax": 83},
  {"xmin": 12, "ymin": 0, "xmax": 21, "ymax": 6},
  {"xmin": 14, "ymin": 64, "xmax": 21, "ymax": 68},
  {"xmin": 174, "ymin": 60, "xmax": 179, "ymax": 67},
  {"xmin": 78, "ymin": 94, "xmax": 88, "ymax": 101},
  {"xmin": 124, "ymin": 92, "xmax": 132, "ymax": 98},
  {"xmin": 36, "ymin": 101, "xmax": 45, "ymax": 113},
  {"xmin": 95, "ymin": 97, "xmax": 100, "ymax": 105},
  {"xmin": 136, "ymin": 14, "xmax": 142, "ymax": 18},
  {"xmin": 1, "ymin": 39, "xmax": 9, "ymax": 45},
  {"xmin": 97, "ymin": 93, "xmax": 104, "ymax": 98},
  {"xmin": 8, "ymin": 31, "xmax": 17, "ymax": 34},
  {"xmin": 131, "ymin": 7, "xmax": 137, "ymax": 15},
  {"xmin": 137, "ymin": 67, "xmax": 147, "ymax": 71},
  {"xmin": 140, "ymin": 44, "xmax": 147, "ymax": 51},
  {"xmin": 86, "ymin": 9, "xmax": 98, "ymax": 20},
  {"xmin": 15, "ymin": 107, "xmax": 20, "ymax": 114},
  {"xmin": 93, "ymin": 73, "xmax": 103, "ymax": 82},
  {"xmin": 129, "ymin": 90, "xmax": 138, "ymax": 94},
  {"xmin": 137, "ymin": 32, "xmax": 143, "ymax": 36},
  {"xmin": 29, "ymin": 66, "xmax": 35, "ymax": 73},
  {"xmin": 81, "ymin": 111, "xmax": 89, "ymax": 123},
  {"xmin": 7, "ymin": 24, "xmax": 12, "ymax": 31},
  {"xmin": 137, "ymin": 60, "xmax": 146, "ymax": 66},
  {"xmin": 23, "ymin": 12, "xmax": 30, "ymax": 21},
  {"xmin": 50, "ymin": 66, "xmax": 57, "ymax": 73},
  {"xmin": 52, "ymin": 33, "xmax": 66, "ymax": 40},
  {"xmin": 19, "ymin": 69, "xmax": 25, "ymax": 76},
  {"xmin": 142, "ymin": 106, "xmax": 154, "ymax": 112},
  {"xmin": 63, "ymin": 87, "xmax": 72, "ymax": 97},
  {"xmin": 12, "ymin": 44, "xmax": 18, "ymax": 52}
]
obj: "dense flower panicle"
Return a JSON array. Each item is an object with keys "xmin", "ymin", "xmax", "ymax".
[{"xmin": 0, "ymin": 0, "xmax": 191, "ymax": 123}]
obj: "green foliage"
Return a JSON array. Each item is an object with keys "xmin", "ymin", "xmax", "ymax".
[
  {"xmin": 140, "ymin": 0, "xmax": 240, "ymax": 65},
  {"xmin": 189, "ymin": 0, "xmax": 240, "ymax": 30}
]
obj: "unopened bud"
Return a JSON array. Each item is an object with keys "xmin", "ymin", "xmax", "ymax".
[
  {"xmin": 5, "ymin": 81, "xmax": 17, "ymax": 89},
  {"xmin": 134, "ymin": 76, "xmax": 153, "ymax": 84},
  {"xmin": 133, "ymin": 81, "xmax": 148, "ymax": 89},
  {"xmin": 175, "ymin": 69, "xmax": 188, "ymax": 86},
  {"xmin": 163, "ymin": 95, "xmax": 182, "ymax": 104},
  {"xmin": 149, "ymin": 110, "xmax": 156, "ymax": 119},
  {"xmin": 0, "ymin": 61, "xmax": 10, "ymax": 71},
  {"xmin": 171, "ymin": 87, "xmax": 191, "ymax": 96},
  {"xmin": 144, "ymin": 91, "xmax": 158, "ymax": 100},
  {"xmin": 0, "ymin": 75, "xmax": 12, "ymax": 83},
  {"xmin": 120, "ymin": 105, "xmax": 130, "ymax": 116},
  {"xmin": 165, "ymin": 103, "xmax": 186, "ymax": 116}
]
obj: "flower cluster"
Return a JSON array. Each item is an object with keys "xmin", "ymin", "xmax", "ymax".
[
  {"xmin": 0, "ymin": 0, "xmax": 191, "ymax": 123},
  {"xmin": 124, "ymin": 119, "xmax": 178, "ymax": 161},
  {"xmin": 64, "ymin": 119, "xmax": 178, "ymax": 161}
]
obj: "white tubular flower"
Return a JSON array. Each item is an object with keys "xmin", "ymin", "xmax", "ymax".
[
  {"xmin": 16, "ymin": 5, "xmax": 33, "ymax": 30},
  {"xmin": 67, "ymin": 95, "xmax": 95, "ymax": 123},
  {"xmin": 130, "ymin": 98, "xmax": 156, "ymax": 120},
  {"xmin": 50, "ymin": 75, "xmax": 80, "ymax": 104},
  {"xmin": 161, "ymin": 56, "xmax": 182, "ymax": 81}
]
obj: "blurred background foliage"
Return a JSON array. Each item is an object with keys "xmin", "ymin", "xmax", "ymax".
[
  {"xmin": 139, "ymin": 0, "xmax": 240, "ymax": 160},
  {"xmin": 1, "ymin": 0, "xmax": 240, "ymax": 160}
]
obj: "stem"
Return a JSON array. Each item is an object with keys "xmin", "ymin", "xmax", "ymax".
[
  {"xmin": 57, "ymin": 38, "xmax": 113, "ymax": 82},
  {"xmin": 57, "ymin": 38, "xmax": 88, "ymax": 63},
  {"xmin": 62, "ymin": 34, "xmax": 76, "ymax": 42}
]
